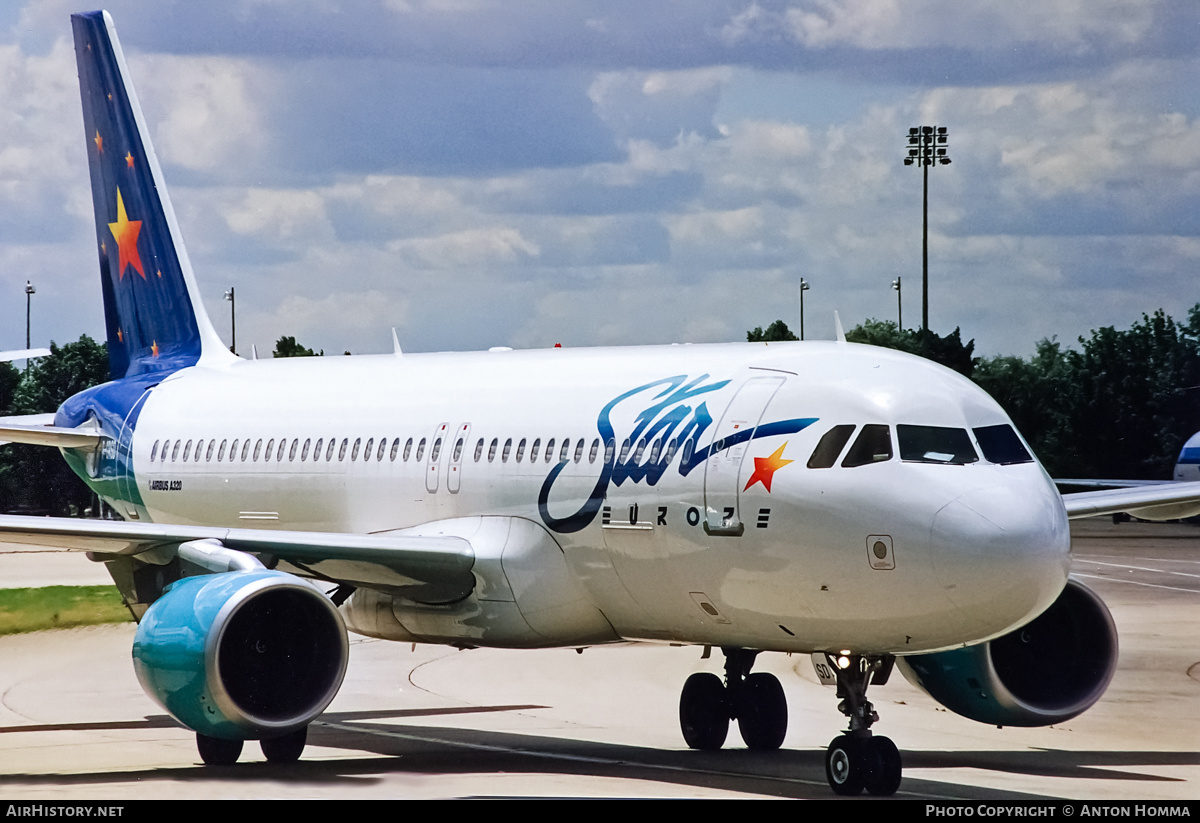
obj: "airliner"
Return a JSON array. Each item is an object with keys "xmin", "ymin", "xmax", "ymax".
[{"xmin": 3, "ymin": 10, "xmax": 1200, "ymax": 796}]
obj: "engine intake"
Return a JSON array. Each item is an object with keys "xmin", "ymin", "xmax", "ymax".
[
  {"xmin": 897, "ymin": 578, "xmax": 1117, "ymax": 726},
  {"xmin": 133, "ymin": 570, "xmax": 348, "ymax": 739}
]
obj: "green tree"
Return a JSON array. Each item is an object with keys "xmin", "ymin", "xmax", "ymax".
[
  {"xmin": 747, "ymin": 320, "xmax": 798, "ymax": 342},
  {"xmin": 273, "ymin": 336, "xmax": 322, "ymax": 357},
  {"xmin": 0, "ymin": 336, "xmax": 110, "ymax": 516},
  {"xmin": 845, "ymin": 319, "xmax": 976, "ymax": 378}
]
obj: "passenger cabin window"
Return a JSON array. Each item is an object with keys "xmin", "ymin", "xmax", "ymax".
[
  {"xmin": 530, "ymin": 438, "xmax": 541, "ymax": 462},
  {"xmin": 559, "ymin": 439, "xmax": 570, "ymax": 462},
  {"xmin": 474, "ymin": 438, "xmax": 484, "ymax": 461},
  {"xmin": 808, "ymin": 425, "xmax": 856, "ymax": 469},
  {"xmin": 544, "ymin": 438, "xmax": 555, "ymax": 463},
  {"xmin": 841, "ymin": 425, "xmax": 893, "ymax": 468},
  {"xmin": 898, "ymin": 425, "xmax": 978, "ymax": 465},
  {"xmin": 516, "ymin": 438, "xmax": 526, "ymax": 462},
  {"xmin": 487, "ymin": 438, "xmax": 498, "ymax": 462},
  {"xmin": 501, "ymin": 438, "xmax": 512, "ymax": 462},
  {"xmin": 415, "ymin": 438, "xmax": 426, "ymax": 461},
  {"xmin": 973, "ymin": 424, "xmax": 1033, "ymax": 465},
  {"xmin": 574, "ymin": 438, "xmax": 584, "ymax": 463},
  {"xmin": 403, "ymin": 438, "xmax": 413, "ymax": 461},
  {"xmin": 391, "ymin": 438, "xmax": 400, "ymax": 461},
  {"xmin": 589, "ymin": 438, "xmax": 600, "ymax": 463}
]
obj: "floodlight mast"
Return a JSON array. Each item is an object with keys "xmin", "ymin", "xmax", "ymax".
[{"xmin": 903, "ymin": 126, "xmax": 951, "ymax": 332}]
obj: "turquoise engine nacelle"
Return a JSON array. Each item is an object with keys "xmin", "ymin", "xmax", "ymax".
[
  {"xmin": 897, "ymin": 578, "xmax": 1117, "ymax": 727},
  {"xmin": 132, "ymin": 570, "xmax": 349, "ymax": 740}
]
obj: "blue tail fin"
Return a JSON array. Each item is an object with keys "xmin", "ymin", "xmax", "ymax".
[{"xmin": 72, "ymin": 11, "xmax": 233, "ymax": 380}]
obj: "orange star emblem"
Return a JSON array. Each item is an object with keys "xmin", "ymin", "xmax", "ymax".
[
  {"xmin": 108, "ymin": 188, "xmax": 144, "ymax": 279},
  {"xmin": 93, "ymin": 130, "xmax": 103, "ymax": 153},
  {"xmin": 125, "ymin": 151, "xmax": 134, "ymax": 168},
  {"xmin": 151, "ymin": 340, "xmax": 159, "ymax": 357},
  {"xmin": 743, "ymin": 442, "xmax": 794, "ymax": 493}
]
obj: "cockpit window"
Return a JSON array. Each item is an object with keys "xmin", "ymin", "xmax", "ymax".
[
  {"xmin": 897, "ymin": 425, "xmax": 978, "ymax": 465},
  {"xmin": 841, "ymin": 425, "xmax": 893, "ymax": 468},
  {"xmin": 808, "ymin": 425, "xmax": 856, "ymax": 468},
  {"xmin": 973, "ymin": 424, "xmax": 1033, "ymax": 465}
]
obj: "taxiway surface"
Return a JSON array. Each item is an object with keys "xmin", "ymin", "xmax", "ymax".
[{"xmin": 0, "ymin": 518, "xmax": 1197, "ymax": 799}]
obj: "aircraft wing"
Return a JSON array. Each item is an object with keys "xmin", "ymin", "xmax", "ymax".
[
  {"xmin": 0, "ymin": 514, "xmax": 475, "ymax": 601},
  {"xmin": 1061, "ymin": 481, "xmax": 1200, "ymax": 521}
]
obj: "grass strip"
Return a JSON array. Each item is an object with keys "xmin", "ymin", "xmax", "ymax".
[{"xmin": 0, "ymin": 585, "xmax": 132, "ymax": 635}]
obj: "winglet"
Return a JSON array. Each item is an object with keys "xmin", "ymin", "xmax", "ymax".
[{"xmin": 834, "ymin": 312, "xmax": 847, "ymax": 343}]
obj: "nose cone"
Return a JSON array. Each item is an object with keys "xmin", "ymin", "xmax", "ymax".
[{"xmin": 929, "ymin": 480, "xmax": 1071, "ymax": 642}]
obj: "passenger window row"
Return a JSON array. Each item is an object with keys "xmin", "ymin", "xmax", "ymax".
[{"xmin": 149, "ymin": 436, "xmax": 412, "ymax": 465}]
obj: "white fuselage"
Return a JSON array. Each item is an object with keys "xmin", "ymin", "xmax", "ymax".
[{"xmin": 118, "ymin": 341, "xmax": 1072, "ymax": 656}]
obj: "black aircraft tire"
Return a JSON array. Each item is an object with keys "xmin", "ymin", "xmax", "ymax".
[
  {"xmin": 679, "ymin": 672, "xmax": 729, "ymax": 750},
  {"xmin": 864, "ymin": 735, "xmax": 903, "ymax": 796},
  {"xmin": 261, "ymin": 726, "xmax": 308, "ymax": 763},
  {"xmin": 825, "ymin": 735, "xmax": 868, "ymax": 795},
  {"xmin": 736, "ymin": 672, "xmax": 788, "ymax": 750},
  {"xmin": 196, "ymin": 733, "xmax": 243, "ymax": 766}
]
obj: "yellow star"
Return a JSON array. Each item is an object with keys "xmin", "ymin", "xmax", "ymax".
[
  {"xmin": 743, "ymin": 442, "xmax": 794, "ymax": 493},
  {"xmin": 108, "ymin": 188, "xmax": 144, "ymax": 279}
]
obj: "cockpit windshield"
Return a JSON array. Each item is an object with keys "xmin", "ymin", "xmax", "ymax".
[{"xmin": 897, "ymin": 425, "xmax": 978, "ymax": 465}]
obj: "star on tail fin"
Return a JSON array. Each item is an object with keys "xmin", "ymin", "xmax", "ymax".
[{"xmin": 72, "ymin": 11, "xmax": 233, "ymax": 380}]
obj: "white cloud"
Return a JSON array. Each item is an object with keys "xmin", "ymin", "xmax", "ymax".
[
  {"xmin": 132, "ymin": 54, "xmax": 268, "ymax": 175},
  {"xmin": 387, "ymin": 226, "xmax": 540, "ymax": 268},
  {"xmin": 224, "ymin": 188, "xmax": 331, "ymax": 241},
  {"xmin": 779, "ymin": 0, "xmax": 1157, "ymax": 52}
]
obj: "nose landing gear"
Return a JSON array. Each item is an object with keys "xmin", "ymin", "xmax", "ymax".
[
  {"xmin": 824, "ymin": 653, "xmax": 902, "ymax": 796},
  {"xmin": 679, "ymin": 648, "xmax": 789, "ymax": 752}
]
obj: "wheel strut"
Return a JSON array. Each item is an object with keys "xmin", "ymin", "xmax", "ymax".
[{"xmin": 823, "ymin": 653, "xmax": 902, "ymax": 796}]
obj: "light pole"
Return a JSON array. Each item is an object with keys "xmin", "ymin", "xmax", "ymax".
[
  {"xmin": 24, "ymin": 280, "xmax": 35, "ymax": 350},
  {"xmin": 223, "ymin": 287, "xmax": 236, "ymax": 355},
  {"xmin": 903, "ymin": 125, "xmax": 950, "ymax": 332},
  {"xmin": 891, "ymin": 276, "xmax": 902, "ymax": 330},
  {"xmin": 799, "ymin": 277, "xmax": 810, "ymax": 341}
]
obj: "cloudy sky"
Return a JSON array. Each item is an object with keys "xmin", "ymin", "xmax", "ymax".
[{"xmin": 1, "ymin": 0, "xmax": 1197, "ymax": 359}]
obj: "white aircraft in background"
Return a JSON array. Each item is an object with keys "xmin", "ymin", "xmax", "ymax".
[{"xmin": 3, "ymin": 10, "xmax": 1200, "ymax": 796}]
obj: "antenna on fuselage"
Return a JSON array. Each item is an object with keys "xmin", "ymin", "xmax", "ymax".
[
  {"xmin": 392, "ymin": 328, "xmax": 403, "ymax": 356},
  {"xmin": 834, "ymin": 311, "xmax": 847, "ymax": 343}
]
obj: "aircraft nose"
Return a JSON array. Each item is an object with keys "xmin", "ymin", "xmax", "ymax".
[{"xmin": 928, "ymin": 481, "xmax": 1071, "ymax": 639}]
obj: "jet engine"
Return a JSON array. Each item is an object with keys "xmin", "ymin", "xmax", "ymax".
[
  {"xmin": 132, "ymin": 569, "xmax": 348, "ymax": 740},
  {"xmin": 896, "ymin": 578, "xmax": 1117, "ymax": 726}
]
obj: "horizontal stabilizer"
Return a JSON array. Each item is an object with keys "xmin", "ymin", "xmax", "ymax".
[
  {"xmin": 0, "ymin": 348, "xmax": 51, "ymax": 363},
  {"xmin": 1061, "ymin": 481, "xmax": 1200, "ymax": 521},
  {"xmin": 0, "ymin": 514, "xmax": 476, "ymax": 602},
  {"xmin": 0, "ymin": 415, "xmax": 103, "ymax": 448}
]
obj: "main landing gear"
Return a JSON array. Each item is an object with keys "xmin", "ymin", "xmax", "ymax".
[
  {"xmin": 679, "ymin": 648, "xmax": 788, "ymax": 752},
  {"xmin": 823, "ymin": 653, "xmax": 902, "ymax": 796},
  {"xmin": 196, "ymin": 726, "xmax": 308, "ymax": 766}
]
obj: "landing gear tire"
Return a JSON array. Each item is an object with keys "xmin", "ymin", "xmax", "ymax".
[
  {"xmin": 864, "ymin": 736, "xmax": 902, "ymax": 796},
  {"xmin": 260, "ymin": 726, "xmax": 308, "ymax": 763},
  {"xmin": 679, "ymin": 672, "xmax": 729, "ymax": 750},
  {"xmin": 736, "ymin": 672, "xmax": 787, "ymax": 750},
  {"xmin": 196, "ymin": 733, "xmax": 243, "ymax": 766},
  {"xmin": 825, "ymin": 735, "xmax": 868, "ymax": 795}
]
